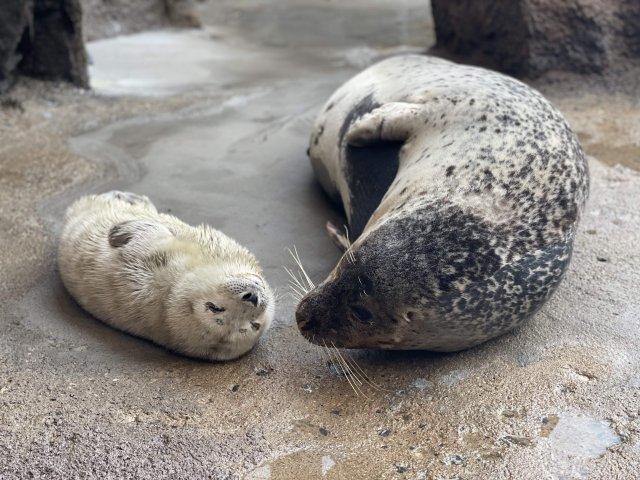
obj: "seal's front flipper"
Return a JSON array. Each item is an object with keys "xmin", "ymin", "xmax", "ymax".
[
  {"xmin": 325, "ymin": 221, "xmax": 351, "ymax": 253},
  {"xmin": 108, "ymin": 220, "xmax": 173, "ymax": 248},
  {"xmin": 346, "ymin": 102, "xmax": 426, "ymax": 146}
]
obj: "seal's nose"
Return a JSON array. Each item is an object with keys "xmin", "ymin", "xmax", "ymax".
[
  {"xmin": 241, "ymin": 291, "xmax": 259, "ymax": 307},
  {"xmin": 295, "ymin": 299, "xmax": 318, "ymax": 334}
]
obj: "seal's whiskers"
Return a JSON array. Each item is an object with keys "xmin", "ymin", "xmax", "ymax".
[
  {"xmin": 284, "ymin": 268, "xmax": 307, "ymax": 301},
  {"xmin": 272, "ymin": 287, "xmax": 286, "ymax": 304},
  {"xmin": 314, "ymin": 335, "xmax": 330, "ymax": 364},
  {"xmin": 343, "ymin": 226, "xmax": 356, "ymax": 264},
  {"xmin": 329, "ymin": 341, "xmax": 364, "ymax": 397},
  {"xmin": 284, "ymin": 245, "xmax": 317, "ymax": 302},
  {"xmin": 284, "ymin": 247, "xmax": 315, "ymax": 303},
  {"xmin": 342, "ymin": 352, "xmax": 388, "ymax": 392},
  {"xmin": 322, "ymin": 340, "xmax": 359, "ymax": 396},
  {"xmin": 289, "ymin": 246, "xmax": 316, "ymax": 290},
  {"xmin": 332, "ymin": 342, "xmax": 363, "ymax": 388}
]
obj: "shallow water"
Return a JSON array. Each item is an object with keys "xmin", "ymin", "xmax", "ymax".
[{"xmin": 548, "ymin": 414, "xmax": 621, "ymax": 478}]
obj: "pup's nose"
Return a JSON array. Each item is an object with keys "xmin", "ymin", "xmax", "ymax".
[{"xmin": 241, "ymin": 291, "xmax": 259, "ymax": 307}]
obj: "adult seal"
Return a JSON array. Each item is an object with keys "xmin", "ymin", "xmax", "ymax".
[
  {"xmin": 295, "ymin": 55, "xmax": 588, "ymax": 351},
  {"xmin": 58, "ymin": 191, "xmax": 275, "ymax": 361}
]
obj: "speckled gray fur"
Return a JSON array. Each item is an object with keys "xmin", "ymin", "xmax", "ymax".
[{"xmin": 296, "ymin": 55, "xmax": 589, "ymax": 351}]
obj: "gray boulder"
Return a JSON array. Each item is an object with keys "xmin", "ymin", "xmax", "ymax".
[
  {"xmin": 0, "ymin": 1, "xmax": 31, "ymax": 92},
  {"xmin": 0, "ymin": 0, "xmax": 88, "ymax": 93},
  {"xmin": 431, "ymin": 0, "xmax": 640, "ymax": 77}
]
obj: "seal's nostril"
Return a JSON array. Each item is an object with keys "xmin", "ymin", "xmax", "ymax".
[
  {"xmin": 241, "ymin": 291, "xmax": 259, "ymax": 306},
  {"xmin": 296, "ymin": 315, "xmax": 316, "ymax": 333}
]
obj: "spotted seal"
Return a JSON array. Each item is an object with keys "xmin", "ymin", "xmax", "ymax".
[
  {"xmin": 58, "ymin": 191, "xmax": 275, "ymax": 360},
  {"xmin": 295, "ymin": 55, "xmax": 588, "ymax": 351}
]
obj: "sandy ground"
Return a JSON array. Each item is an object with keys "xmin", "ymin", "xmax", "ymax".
[{"xmin": 0, "ymin": 1, "xmax": 639, "ymax": 478}]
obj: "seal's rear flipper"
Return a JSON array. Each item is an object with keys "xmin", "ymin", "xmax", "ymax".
[
  {"xmin": 346, "ymin": 102, "xmax": 426, "ymax": 146},
  {"xmin": 109, "ymin": 220, "xmax": 173, "ymax": 248},
  {"xmin": 325, "ymin": 221, "xmax": 350, "ymax": 253}
]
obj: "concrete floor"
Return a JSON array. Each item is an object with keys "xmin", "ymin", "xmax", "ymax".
[{"xmin": 1, "ymin": 1, "xmax": 639, "ymax": 478}]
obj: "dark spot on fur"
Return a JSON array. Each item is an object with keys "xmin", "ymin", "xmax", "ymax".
[
  {"xmin": 108, "ymin": 223, "xmax": 135, "ymax": 247},
  {"xmin": 314, "ymin": 125, "xmax": 325, "ymax": 145},
  {"xmin": 339, "ymin": 93, "xmax": 380, "ymax": 147},
  {"xmin": 446, "ymin": 166, "xmax": 455, "ymax": 177}
]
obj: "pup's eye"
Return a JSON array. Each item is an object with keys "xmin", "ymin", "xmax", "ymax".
[
  {"xmin": 206, "ymin": 302, "xmax": 225, "ymax": 313},
  {"xmin": 350, "ymin": 305, "xmax": 372, "ymax": 321}
]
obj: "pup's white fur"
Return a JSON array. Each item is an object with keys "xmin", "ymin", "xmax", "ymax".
[{"xmin": 58, "ymin": 191, "xmax": 274, "ymax": 361}]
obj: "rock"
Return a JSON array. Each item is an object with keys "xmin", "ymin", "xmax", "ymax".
[
  {"xmin": 19, "ymin": 0, "xmax": 89, "ymax": 87},
  {"xmin": 0, "ymin": 0, "xmax": 88, "ymax": 93},
  {"xmin": 81, "ymin": 0, "xmax": 200, "ymax": 41},
  {"xmin": 431, "ymin": 0, "xmax": 640, "ymax": 77},
  {"xmin": 0, "ymin": 1, "xmax": 31, "ymax": 92}
]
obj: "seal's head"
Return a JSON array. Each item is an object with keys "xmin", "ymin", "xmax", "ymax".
[
  {"xmin": 169, "ymin": 266, "xmax": 275, "ymax": 360},
  {"xmin": 295, "ymin": 203, "xmax": 511, "ymax": 351},
  {"xmin": 295, "ymin": 211, "xmax": 435, "ymax": 350},
  {"xmin": 295, "ymin": 258, "xmax": 413, "ymax": 350}
]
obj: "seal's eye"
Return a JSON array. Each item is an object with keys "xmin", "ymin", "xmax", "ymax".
[
  {"xmin": 206, "ymin": 302, "xmax": 225, "ymax": 313},
  {"xmin": 350, "ymin": 305, "xmax": 372, "ymax": 321}
]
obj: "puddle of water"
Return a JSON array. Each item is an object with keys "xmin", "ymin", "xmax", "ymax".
[
  {"xmin": 86, "ymin": 28, "xmax": 297, "ymax": 97},
  {"xmin": 549, "ymin": 414, "xmax": 620, "ymax": 459},
  {"xmin": 88, "ymin": 30, "xmax": 226, "ymax": 96},
  {"xmin": 547, "ymin": 414, "xmax": 621, "ymax": 478}
]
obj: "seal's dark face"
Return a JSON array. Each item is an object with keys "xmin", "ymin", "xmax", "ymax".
[
  {"xmin": 295, "ymin": 218, "xmax": 426, "ymax": 349},
  {"xmin": 295, "ymin": 256, "xmax": 405, "ymax": 349}
]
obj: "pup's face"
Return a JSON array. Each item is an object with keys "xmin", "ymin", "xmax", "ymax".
[{"xmin": 176, "ymin": 269, "xmax": 275, "ymax": 360}]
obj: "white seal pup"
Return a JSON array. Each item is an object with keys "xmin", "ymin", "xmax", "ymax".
[
  {"xmin": 58, "ymin": 191, "xmax": 274, "ymax": 361},
  {"xmin": 295, "ymin": 54, "xmax": 589, "ymax": 351}
]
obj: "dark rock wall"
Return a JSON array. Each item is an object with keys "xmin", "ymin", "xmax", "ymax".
[
  {"xmin": 432, "ymin": 1, "xmax": 529, "ymax": 74},
  {"xmin": 0, "ymin": 1, "xmax": 32, "ymax": 92},
  {"xmin": 19, "ymin": 0, "xmax": 89, "ymax": 87},
  {"xmin": 431, "ymin": 0, "xmax": 640, "ymax": 77},
  {"xmin": 0, "ymin": 0, "xmax": 199, "ymax": 93},
  {"xmin": 0, "ymin": 0, "xmax": 88, "ymax": 93}
]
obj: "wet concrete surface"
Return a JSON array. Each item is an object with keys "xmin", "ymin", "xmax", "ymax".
[{"xmin": 1, "ymin": 0, "xmax": 639, "ymax": 478}]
